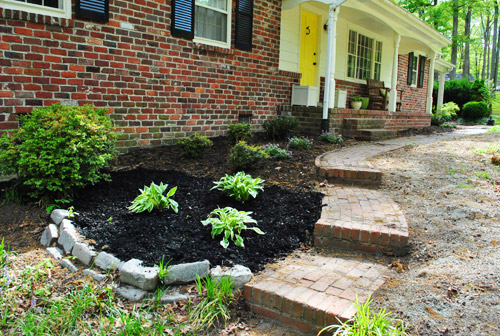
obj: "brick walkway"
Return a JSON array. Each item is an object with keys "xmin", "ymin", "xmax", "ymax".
[{"xmin": 245, "ymin": 126, "xmax": 489, "ymax": 334}]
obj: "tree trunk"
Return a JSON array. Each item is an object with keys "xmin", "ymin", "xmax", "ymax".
[
  {"xmin": 450, "ymin": 0, "xmax": 459, "ymax": 79},
  {"xmin": 482, "ymin": 15, "xmax": 491, "ymax": 79},
  {"xmin": 491, "ymin": 0, "xmax": 499, "ymax": 81},
  {"xmin": 463, "ymin": 6, "xmax": 472, "ymax": 79}
]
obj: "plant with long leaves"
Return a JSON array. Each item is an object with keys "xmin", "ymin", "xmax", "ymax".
[
  {"xmin": 128, "ymin": 182, "xmax": 178, "ymax": 213},
  {"xmin": 211, "ymin": 172, "xmax": 264, "ymax": 203},
  {"xmin": 190, "ymin": 275, "xmax": 234, "ymax": 331},
  {"xmin": 201, "ymin": 207, "xmax": 264, "ymax": 248},
  {"xmin": 318, "ymin": 296, "xmax": 406, "ymax": 336}
]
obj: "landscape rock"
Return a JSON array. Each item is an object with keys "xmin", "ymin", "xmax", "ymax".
[
  {"xmin": 120, "ymin": 259, "xmax": 159, "ymax": 291},
  {"xmin": 210, "ymin": 264, "xmax": 252, "ymax": 289},
  {"xmin": 95, "ymin": 251, "xmax": 123, "ymax": 271},
  {"xmin": 116, "ymin": 285, "xmax": 148, "ymax": 302},
  {"xmin": 83, "ymin": 269, "xmax": 107, "ymax": 282},
  {"xmin": 50, "ymin": 209, "xmax": 70, "ymax": 225},
  {"xmin": 58, "ymin": 220, "xmax": 79, "ymax": 253},
  {"xmin": 160, "ymin": 290, "xmax": 191, "ymax": 304},
  {"xmin": 60, "ymin": 259, "xmax": 79, "ymax": 273},
  {"xmin": 45, "ymin": 247, "xmax": 64, "ymax": 260},
  {"xmin": 40, "ymin": 224, "xmax": 58, "ymax": 247},
  {"xmin": 163, "ymin": 260, "xmax": 210, "ymax": 285},
  {"xmin": 72, "ymin": 242, "xmax": 97, "ymax": 265}
]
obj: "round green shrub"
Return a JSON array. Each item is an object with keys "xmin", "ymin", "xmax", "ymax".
[
  {"xmin": 228, "ymin": 141, "xmax": 269, "ymax": 169},
  {"xmin": 0, "ymin": 104, "xmax": 117, "ymax": 202},
  {"xmin": 177, "ymin": 133, "xmax": 213, "ymax": 157},
  {"xmin": 461, "ymin": 101, "xmax": 490, "ymax": 120},
  {"xmin": 227, "ymin": 123, "xmax": 252, "ymax": 142},
  {"xmin": 262, "ymin": 117, "xmax": 298, "ymax": 140}
]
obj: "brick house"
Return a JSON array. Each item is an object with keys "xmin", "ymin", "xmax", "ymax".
[{"xmin": 0, "ymin": 0, "xmax": 451, "ymax": 149}]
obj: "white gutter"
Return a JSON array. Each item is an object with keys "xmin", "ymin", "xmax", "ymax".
[{"xmin": 321, "ymin": 0, "xmax": 348, "ymax": 131}]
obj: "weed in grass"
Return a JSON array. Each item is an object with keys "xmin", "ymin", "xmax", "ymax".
[
  {"xmin": 457, "ymin": 183, "xmax": 475, "ymax": 189},
  {"xmin": 190, "ymin": 276, "xmax": 234, "ymax": 332},
  {"xmin": 155, "ymin": 256, "xmax": 172, "ymax": 281},
  {"xmin": 488, "ymin": 125, "xmax": 500, "ymax": 133},
  {"xmin": 448, "ymin": 168, "xmax": 458, "ymax": 176},
  {"xmin": 475, "ymin": 171, "xmax": 492, "ymax": 179},
  {"xmin": 318, "ymin": 296, "xmax": 406, "ymax": 336},
  {"xmin": 474, "ymin": 142, "xmax": 500, "ymax": 154}
]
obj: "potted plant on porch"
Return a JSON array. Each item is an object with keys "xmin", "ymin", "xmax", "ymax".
[{"xmin": 351, "ymin": 96, "xmax": 363, "ymax": 110}]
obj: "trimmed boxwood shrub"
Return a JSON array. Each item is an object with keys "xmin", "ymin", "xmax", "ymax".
[
  {"xmin": 177, "ymin": 133, "xmax": 213, "ymax": 157},
  {"xmin": 262, "ymin": 116, "xmax": 298, "ymax": 140},
  {"xmin": 461, "ymin": 101, "xmax": 490, "ymax": 120},
  {"xmin": 228, "ymin": 141, "xmax": 269, "ymax": 169},
  {"xmin": 0, "ymin": 104, "xmax": 117, "ymax": 203}
]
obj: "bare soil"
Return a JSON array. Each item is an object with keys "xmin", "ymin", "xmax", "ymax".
[{"xmin": 370, "ymin": 131, "xmax": 500, "ymax": 336}]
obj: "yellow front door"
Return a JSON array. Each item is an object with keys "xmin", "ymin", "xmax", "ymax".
[{"xmin": 299, "ymin": 10, "xmax": 318, "ymax": 86}]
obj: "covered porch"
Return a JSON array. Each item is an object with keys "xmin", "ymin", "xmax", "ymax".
[{"xmin": 278, "ymin": 0, "xmax": 452, "ymax": 133}]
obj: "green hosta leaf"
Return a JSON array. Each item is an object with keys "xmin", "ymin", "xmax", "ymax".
[
  {"xmin": 128, "ymin": 182, "xmax": 179, "ymax": 214},
  {"xmin": 221, "ymin": 238, "xmax": 229, "ymax": 249},
  {"xmin": 251, "ymin": 227, "xmax": 265, "ymax": 235}
]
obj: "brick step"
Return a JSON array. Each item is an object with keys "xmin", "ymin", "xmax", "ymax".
[
  {"xmin": 244, "ymin": 254, "xmax": 387, "ymax": 334},
  {"xmin": 342, "ymin": 118, "xmax": 386, "ymax": 130},
  {"xmin": 343, "ymin": 128, "xmax": 397, "ymax": 141},
  {"xmin": 318, "ymin": 166, "xmax": 382, "ymax": 186},
  {"xmin": 314, "ymin": 186, "xmax": 409, "ymax": 255}
]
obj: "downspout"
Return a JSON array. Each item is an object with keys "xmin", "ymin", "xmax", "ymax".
[
  {"xmin": 426, "ymin": 52, "xmax": 436, "ymax": 114},
  {"xmin": 321, "ymin": 0, "xmax": 347, "ymax": 132}
]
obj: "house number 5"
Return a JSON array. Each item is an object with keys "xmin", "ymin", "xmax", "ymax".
[{"xmin": 305, "ymin": 26, "xmax": 310, "ymax": 35}]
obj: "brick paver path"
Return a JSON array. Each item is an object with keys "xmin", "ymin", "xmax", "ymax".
[{"xmin": 245, "ymin": 126, "xmax": 489, "ymax": 334}]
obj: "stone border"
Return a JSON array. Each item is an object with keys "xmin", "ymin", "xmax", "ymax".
[{"xmin": 41, "ymin": 209, "xmax": 253, "ymax": 301}]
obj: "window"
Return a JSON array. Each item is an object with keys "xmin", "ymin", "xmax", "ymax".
[
  {"xmin": 407, "ymin": 53, "xmax": 426, "ymax": 87},
  {"xmin": 194, "ymin": 0, "xmax": 230, "ymax": 45},
  {"xmin": 347, "ymin": 30, "xmax": 383, "ymax": 81},
  {"xmin": 171, "ymin": 0, "xmax": 254, "ymax": 51},
  {"xmin": 0, "ymin": 0, "xmax": 71, "ymax": 18}
]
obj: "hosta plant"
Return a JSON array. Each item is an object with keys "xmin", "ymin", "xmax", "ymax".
[
  {"xmin": 201, "ymin": 207, "xmax": 264, "ymax": 248},
  {"xmin": 212, "ymin": 172, "xmax": 264, "ymax": 203},
  {"xmin": 128, "ymin": 182, "xmax": 178, "ymax": 213}
]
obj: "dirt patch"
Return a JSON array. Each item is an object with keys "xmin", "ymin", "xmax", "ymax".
[
  {"xmin": 370, "ymin": 131, "xmax": 500, "ymax": 336},
  {"xmin": 72, "ymin": 168, "xmax": 323, "ymax": 272}
]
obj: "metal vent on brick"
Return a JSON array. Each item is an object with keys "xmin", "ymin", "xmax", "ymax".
[
  {"xmin": 171, "ymin": 0, "xmax": 195, "ymax": 39},
  {"xmin": 235, "ymin": 0, "xmax": 253, "ymax": 51},
  {"xmin": 76, "ymin": 0, "xmax": 109, "ymax": 23}
]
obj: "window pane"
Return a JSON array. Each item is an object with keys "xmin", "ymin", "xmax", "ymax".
[
  {"xmin": 195, "ymin": 5, "xmax": 227, "ymax": 42},
  {"xmin": 196, "ymin": 0, "xmax": 226, "ymax": 11},
  {"xmin": 20, "ymin": 0, "xmax": 61, "ymax": 8}
]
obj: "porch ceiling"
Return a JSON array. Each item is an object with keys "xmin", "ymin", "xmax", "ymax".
[{"xmin": 282, "ymin": 0, "xmax": 451, "ymax": 52}]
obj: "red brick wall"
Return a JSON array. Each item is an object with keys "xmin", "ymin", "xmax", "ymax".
[{"xmin": 0, "ymin": 1, "xmax": 299, "ymax": 150}]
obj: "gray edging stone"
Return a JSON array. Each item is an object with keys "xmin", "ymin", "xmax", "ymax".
[
  {"xmin": 50, "ymin": 209, "xmax": 70, "ymax": 225},
  {"xmin": 116, "ymin": 285, "xmax": 149, "ymax": 302},
  {"xmin": 72, "ymin": 242, "xmax": 97, "ymax": 265},
  {"xmin": 60, "ymin": 259, "xmax": 78, "ymax": 273},
  {"xmin": 163, "ymin": 260, "xmax": 210, "ymax": 285},
  {"xmin": 83, "ymin": 269, "xmax": 107, "ymax": 282},
  {"xmin": 46, "ymin": 247, "xmax": 63, "ymax": 260},
  {"xmin": 210, "ymin": 265, "xmax": 252, "ymax": 289},
  {"xmin": 58, "ymin": 219, "xmax": 79, "ymax": 253},
  {"xmin": 120, "ymin": 259, "xmax": 159, "ymax": 291},
  {"xmin": 95, "ymin": 251, "xmax": 123, "ymax": 271},
  {"xmin": 40, "ymin": 224, "xmax": 58, "ymax": 247}
]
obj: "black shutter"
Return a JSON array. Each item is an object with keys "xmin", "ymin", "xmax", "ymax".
[
  {"xmin": 235, "ymin": 0, "xmax": 253, "ymax": 51},
  {"xmin": 76, "ymin": 0, "xmax": 109, "ymax": 23},
  {"xmin": 417, "ymin": 56, "xmax": 426, "ymax": 88},
  {"xmin": 171, "ymin": 0, "xmax": 195, "ymax": 39},
  {"xmin": 407, "ymin": 52, "xmax": 414, "ymax": 85}
]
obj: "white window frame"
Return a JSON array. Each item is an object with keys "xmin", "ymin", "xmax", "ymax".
[
  {"xmin": 346, "ymin": 29, "xmax": 383, "ymax": 83},
  {"xmin": 193, "ymin": 0, "xmax": 232, "ymax": 49},
  {"xmin": 409, "ymin": 52, "xmax": 418, "ymax": 87},
  {"xmin": 0, "ymin": 0, "xmax": 71, "ymax": 19}
]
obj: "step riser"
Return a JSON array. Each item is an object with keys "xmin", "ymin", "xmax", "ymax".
[
  {"xmin": 343, "ymin": 118, "xmax": 386, "ymax": 130},
  {"xmin": 318, "ymin": 167, "xmax": 382, "ymax": 186}
]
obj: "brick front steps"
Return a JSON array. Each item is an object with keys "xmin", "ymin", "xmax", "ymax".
[
  {"xmin": 342, "ymin": 118, "xmax": 397, "ymax": 142},
  {"xmin": 317, "ymin": 165, "xmax": 382, "ymax": 186},
  {"xmin": 244, "ymin": 253, "xmax": 388, "ymax": 334},
  {"xmin": 314, "ymin": 186, "xmax": 409, "ymax": 255}
]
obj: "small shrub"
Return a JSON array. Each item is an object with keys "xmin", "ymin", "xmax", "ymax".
[
  {"xmin": 262, "ymin": 143, "xmax": 292, "ymax": 159},
  {"xmin": 318, "ymin": 296, "xmax": 406, "ymax": 336},
  {"xmin": 228, "ymin": 141, "xmax": 269, "ymax": 169},
  {"xmin": 227, "ymin": 123, "xmax": 252, "ymax": 143},
  {"xmin": 212, "ymin": 172, "xmax": 264, "ymax": 203},
  {"xmin": 128, "ymin": 182, "xmax": 179, "ymax": 213},
  {"xmin": 320, "ymin": 131, "xmax": 344, "ymax": 144},
  {"xmin": 190, "ymin": 275, "xmax": 234, "ymax": 331},
  {"xmin": 177, "ymin": 133, "xmax": 213, "ymax": 157},
  {"xmin": 0, "ymin": 104, "xmax": 117, "ymax": 203},
  {"xmin": 262, "ymin": 117, "xmax": 298, "ymax": 140},
  {"xmin": 201, "ymin": 207, "xmax": 264, "ymax": 248},
  {"xmin": 288, "ymin": 136, "xmax": 313, "ymax": 150},
  {"xmin": 462, "ymin": 101, "xmax": 490, "ymax": 120},
  {"xmin": 488, "ymin": 125, "xmax": 500, "ymax": 133},
  {"xmin": 439, "ymin": 102, "xmax": 459, "ymax": 120},
  {"xmin": 441, "ymin": 122, "xmax": 457, "ymax": 128}
]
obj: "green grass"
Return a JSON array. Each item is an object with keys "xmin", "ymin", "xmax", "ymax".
[
  {"xmin": 318, "ymin": 296, "xmax": 406, "ymax": 336},
  {"xmin": 0, "ymin": 241, "xmax": 238, "ymax": 335}
]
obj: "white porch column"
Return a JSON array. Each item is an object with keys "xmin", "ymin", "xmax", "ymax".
[
  {"xmin": 426, "ymin": 52, "xmax": 436, "ymax": 114},
  {"xmin": 321, "ymin": 5, "xmax": 339, "ymax": 130},
  {"xmin": 388, "ymin": 33, "xmax": 400, "ymax": 113},
  {"xmin": 436, "ymin": 71, "xmax": 446, "ymax": 112}
]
